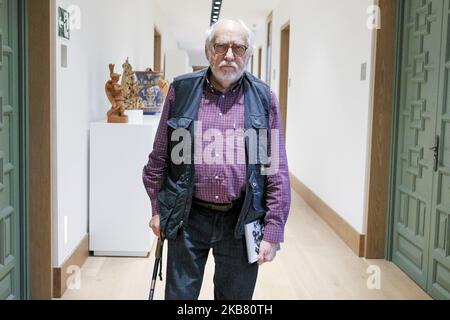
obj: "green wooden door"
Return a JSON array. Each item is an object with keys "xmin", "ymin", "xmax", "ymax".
[
  {"xmin": 392, "ymin": 0, "xmax": 450, "ymax": 299},
  {"xmin": 0, "ymin": 0, "xmax": 21, "ymax": 300},
  {"xmin": 427, "ymin": 0, "xmax": 450, "ymax": 300}
]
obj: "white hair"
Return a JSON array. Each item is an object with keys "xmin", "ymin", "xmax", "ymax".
[{"xmin": 205, "ymin": 19, "xmax": 254, "ymax": 59}]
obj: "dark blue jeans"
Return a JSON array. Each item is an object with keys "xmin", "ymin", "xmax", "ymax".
[{"xmin": 165, "ymin": 202, "xmax": 259, "ymax": 300}]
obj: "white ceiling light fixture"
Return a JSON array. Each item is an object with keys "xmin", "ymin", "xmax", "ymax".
[{"xmin": 210, "ymin": 0, "xmax": 223, "ymax": 25}]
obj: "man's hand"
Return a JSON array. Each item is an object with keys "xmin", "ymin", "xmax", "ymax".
[
  {"xmin": 257, "ymin": 241, "xmax": 278, "ymax": 265},
  {"xmin": 149, "ymin": 215, "xmax": 161, "ymax": 237}
]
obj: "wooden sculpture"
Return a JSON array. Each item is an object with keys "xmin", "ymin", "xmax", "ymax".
[{"xmin": 106, "ymin": 64, "xmax": 128, "ymax": 123}]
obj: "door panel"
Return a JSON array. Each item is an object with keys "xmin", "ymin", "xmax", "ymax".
[
  {"xmin": 0, "ymin": 0, "xmax": 21, "ymax": 300},
  {"xmin": 427, "ymin": 0, "xmax": 450, "ymax": 299},
  {"xmin": 392, "ymin": 0, "xmax": 444, "ymax": 289}
]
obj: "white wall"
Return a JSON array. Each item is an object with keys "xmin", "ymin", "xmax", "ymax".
[
  {"xmin": 53, "ymin": 0, "xmax": 178, "ymax": 266},
  {"xmin": 254, "ymin": 0, "xmax": 375, "ymax": 234},
  {"xmin": 164, "ymin": 49, "xmax": 190, "ymax": 82},
  {"xmin": 152, "ymin": 0, "xmax": 180, "ymax": 72},
  {"xmin": 187, "ymin": 49, "xmax": 209, "ymax": 69}
]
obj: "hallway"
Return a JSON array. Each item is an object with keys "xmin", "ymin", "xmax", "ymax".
[
  {"xmin": 2, "ymin": 0, "xmax": 449, "ymax": 300},
  {"xmin": 59, "ymin": 190, "xmax": 430, "ymax": 300}
]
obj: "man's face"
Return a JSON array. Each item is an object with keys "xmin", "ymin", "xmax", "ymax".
[{"xmin": 208, "ymin": 23, "xmax": 250, "ymax": 84}]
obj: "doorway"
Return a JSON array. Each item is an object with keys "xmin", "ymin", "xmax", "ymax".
[
  {"xmin": 279, "ymin": 22, "xmax": 290, "ymax": 139},
  {"xmin": 389, "ymin": 0, "xmax": 450, "ymax": 300},
  {"xmin": 266, "ymin": 13, "xmax": 273, "ymax": 86},
  {"xmin": 154, "ymin": 27, "xmax": 162, "ymax": 72},
  {"xmin": 258, "ymin": 47, "xmax": 262, "ymax": 79}
]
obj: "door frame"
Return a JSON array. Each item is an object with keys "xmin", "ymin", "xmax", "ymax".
[
  {"xmin": 364, "ymin": 0, "xmax": 401, "ymax": 259},
  {"xmin": 154, "ymin": 26, "xmax": 162, "ymax": 72},
  {"xmin": 385, "ymin": 0, "xmax": 405, "ymax": 261},
  {"xmin": 258, "ymin": 47, "xmax": 262, "ymax": 79},
  {"xmin": 18, "ymin": 0, "xmax": 30, "ymax": 299},
  {"xmin": 27, "ymin": 0, "xmax": 54, "ymax": 299},
  {"xmin": 279, "ymin": 21, "xmax": 290, "ymax": 141}
]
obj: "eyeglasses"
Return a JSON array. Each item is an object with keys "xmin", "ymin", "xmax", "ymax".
[{"xmin": 213, "ymin": 43, "xmax": 248, "ymax": 57}]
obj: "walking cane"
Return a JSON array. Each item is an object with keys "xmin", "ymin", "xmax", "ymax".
[{"xmin": 149, "ymin": 235, "xmax": 165, "ymax": 300}]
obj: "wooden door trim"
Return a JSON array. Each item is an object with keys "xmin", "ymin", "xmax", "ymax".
[
  {"xmin": 279, "ymin": 21, "xmax": 290, "ymax": 140},
  {"xmin": 258, "ymin": 47, "xmax": 262, "ymax": 79},
  {"xmin": 266, "ymin": 12, "xmax": 273, "ymax": 85},
  {"xmin": 18, "ymin": 0, "xmax": 30, "ymax": 299},
  {"xmin": 280, "ymin": 20, "xmax": 290, "ymax": 33},
  {"xmin": 154, "ymin": 26, "xmax": 162, "ymax": 72},
  {"xmin": 28, "ymin": 0, "xmax": 53, "ymax": 299},
  {"xmin": 365, "ymin": 0, "xmax": 400, "ymax": 258},
  {"xmin": 384, "ymin": 0, "xmax": 405, "ymax": 261}
]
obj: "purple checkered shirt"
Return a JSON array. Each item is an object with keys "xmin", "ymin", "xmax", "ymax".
[{"xmin": 143, "ymin": 74, "xmax": 291, "ymax": 243}]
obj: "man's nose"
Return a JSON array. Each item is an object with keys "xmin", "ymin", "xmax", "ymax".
[{"xmin": 224, "ymin": 47, "xmax": 235, "ymax": 61}]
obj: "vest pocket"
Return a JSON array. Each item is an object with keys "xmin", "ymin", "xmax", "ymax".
[
  {"xmin": 157, "ymin": 177, "xmax": 187, "ymax": 239},
  {"xmin": 249, "ymin": 171, "xmax": 265, "ymax": 214},
  {"xmin": 250, "ymin": 115, "xmax": 268, "ymax": 129},
  {"xmin": 250, "ymin": 115, "xmax": 269, "ymax": 166}
]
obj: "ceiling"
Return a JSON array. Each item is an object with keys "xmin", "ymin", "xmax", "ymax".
[{"xmin": 155, "ymin": 0, "xmax": 279, "ymax": 52}]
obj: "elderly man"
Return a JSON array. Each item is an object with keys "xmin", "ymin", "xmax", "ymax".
[{"xmin": 143, "ymin": 19, "xmax": 291, "ymax": 300}]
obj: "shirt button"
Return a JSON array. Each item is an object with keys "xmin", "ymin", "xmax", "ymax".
[
  {"xmin": 222, "ymin": 95, "xmax": 225, "ymax": 99},
  {"xmin": 215, "ymin": 176, "xmax": 219, "ymax": 180},
  {"xmin": 217, "ymin": 132, "xmax": 222, "ymax": 136},
  {"xmin": 219, "ymin": 113, "xmax": 223, "ymax": 116},
  {"xmin": 215, "ymin": 196, "xmax": 219, "ymax": 200}
]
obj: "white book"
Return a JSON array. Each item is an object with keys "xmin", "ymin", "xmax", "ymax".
[
  {"xmin": 245, "ymin": 220, "xmax": 281, "ymax": 264},
  {"xmin": 244, "ymin": 219, "xmax": 265, "ymax": 264}
]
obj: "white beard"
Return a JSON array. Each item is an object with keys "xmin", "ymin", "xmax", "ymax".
[{"xmin": 211, "ymin": 65, "xmax": 244, "ymax": 84}]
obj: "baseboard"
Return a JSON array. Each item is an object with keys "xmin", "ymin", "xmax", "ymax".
[
  {"xmin": 53, "ymin": 234, "xmax": 89, "ymax": 298},
  {"xmin": 290, "ymin": 174, "xmax": 366, "ymax": 257}
]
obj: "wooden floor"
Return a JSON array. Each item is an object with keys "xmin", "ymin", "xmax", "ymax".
[{"xmin": 60, "ymin": 190, "xmax": 431, "ymax": 300}]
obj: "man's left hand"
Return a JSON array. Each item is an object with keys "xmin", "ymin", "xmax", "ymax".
[{"xmin": 257, "ymin": 241, "xmax": 279, "ymax": 265}]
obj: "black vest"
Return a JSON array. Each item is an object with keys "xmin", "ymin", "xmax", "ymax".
[{"xmin": 158, "ymin": 68, "xmax": 271, "ymax": 240}]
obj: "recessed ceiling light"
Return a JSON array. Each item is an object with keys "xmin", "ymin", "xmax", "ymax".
[{"xmin": 211, "ymin": 0, "xmax": 222, "ymax": 25}]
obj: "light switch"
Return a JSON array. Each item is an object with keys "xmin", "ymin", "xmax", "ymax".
[
  {"xmin": 61, "ymin": 44, "xmax": 68, "ymax": 68},
  {"xmin": 361, "ymin": 62, "xmax": 367, "ymax": 81}
]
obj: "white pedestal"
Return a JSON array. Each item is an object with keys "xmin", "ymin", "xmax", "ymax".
[
  {"xmin": 89, "ymin": 116, "xmax": 161, "ymax": 257},
  {"xmin": 124, "ymin": 109, "xmax": 144, "ymax": 124}
]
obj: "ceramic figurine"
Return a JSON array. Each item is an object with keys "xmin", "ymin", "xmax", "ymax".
[{"xmin": 121, "ymin": 58, "xmax": 144, "ymax": 110}]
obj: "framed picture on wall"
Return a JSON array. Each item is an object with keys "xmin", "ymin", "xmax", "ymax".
[{"xmin": 58, "ymin": 7, "xmax": 70, "ymax": 40}]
